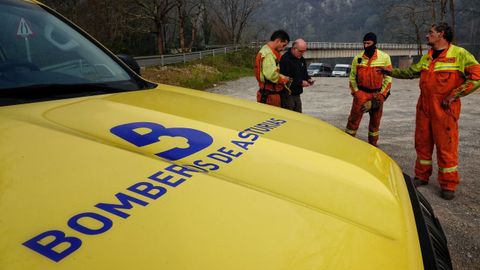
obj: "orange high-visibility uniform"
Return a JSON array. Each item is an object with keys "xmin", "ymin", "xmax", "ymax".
[
  {"xmin": 392, "ymin": 44, "xmax": 480, "ymax": 191},
  {"xmin": 346, "ymin": 49, "xmax": 392, "ymax": 146},
  {"xmin": 254, "ymin": 44, "xmax": 289, "ymax": 107}
]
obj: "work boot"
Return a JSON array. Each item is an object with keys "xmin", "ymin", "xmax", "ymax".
[
  {"xmin": 413, "ymin": 177, "xmax": 428, "ymax": 187},
  {"xmin": 440, "ymin": 189, "xmax": 455, "ymax": 200}
]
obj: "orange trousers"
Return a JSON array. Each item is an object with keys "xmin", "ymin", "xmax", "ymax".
[
  {"xmin": 346, "ymin": 91, "xmax": 383, "ymax": 146},
  {"xmin": 415, "ymin": 95, "xmax": 461, "ymax": 191},
  {"xmin": 256, "ymin": 89, "xmax": 287, "ymax": 107}
]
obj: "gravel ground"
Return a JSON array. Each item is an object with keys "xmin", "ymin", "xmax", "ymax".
[{"xmin": 208, "ymin": 76, "xmax": 480, "ymax": 270}]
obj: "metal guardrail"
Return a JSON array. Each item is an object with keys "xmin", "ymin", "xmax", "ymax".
[
  {"xmin": 135, "ymin": 46, "xmax": 240, "ymax": 67},
  {"xmin": 250, "ymin": 41, "xmax": 424, "ymax": 50}
]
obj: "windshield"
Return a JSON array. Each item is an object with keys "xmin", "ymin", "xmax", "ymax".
[
  {"xmin": 334, "ymin": 67, "xmax": 349, "ymax": 72},
  {"xmin": 308, "ymin": 65, "xmax": 321, "ymax": 70},
  {"xmin": 0, "ymin": 0, "xmax": 153, "ymax": 105}
]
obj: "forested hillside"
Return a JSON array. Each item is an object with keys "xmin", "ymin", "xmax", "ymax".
[
  {"xmin": 248, "ymin": 0, "xmax": 381, "ymax": 42},
  {"xmin": 250, "ymin": 0, "xmax": 478, "ymax": 43},
  {"xmin": 43, "ymin": 0, "xmax": 480, "ymax": 57},
  {"xmin": 247, "ymin": 0, "xmax": 479, "ymax": 56}
]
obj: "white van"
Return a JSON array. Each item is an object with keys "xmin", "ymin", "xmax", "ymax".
[
  {"xmin": 332, "ymin": 64, "xmax": 351, "ymax": 77},
  {"xmin": 307, "ymin": 63, "xmax": 332, "ymax": 77}
]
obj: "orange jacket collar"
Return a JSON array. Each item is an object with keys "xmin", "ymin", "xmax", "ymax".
[
  {"xmin": 427, "ymin": 44, "xmax": 451, "ymax": 60},
  {"xmin": 267, "ymin": 44, "xmax": 281, "ymax": 59}
]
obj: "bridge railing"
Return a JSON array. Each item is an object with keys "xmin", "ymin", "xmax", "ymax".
[
  {"xmin": 250, "ymin": 41, "xmax": 423, "ymax": 50},
  {"xmin": 306, "ymin": 42, "xmax": 422, "ymax": 50}
]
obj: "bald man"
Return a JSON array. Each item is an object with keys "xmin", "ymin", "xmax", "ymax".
[{"xmin": 279, "ymin": 38, "xmax": 314, "ymax": 112}]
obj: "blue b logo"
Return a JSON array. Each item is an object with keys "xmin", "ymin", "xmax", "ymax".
[{"xmin": 111, "ymin": 122, "xmax": 213, "ymax": 161}]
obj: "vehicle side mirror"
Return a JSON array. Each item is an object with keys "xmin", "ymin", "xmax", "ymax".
[{"xmin": 116, "ymin": 54, "xmax": 141, "ymax": 76}]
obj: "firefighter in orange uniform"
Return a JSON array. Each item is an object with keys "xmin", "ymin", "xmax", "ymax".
[
  {"xmin": 346, "ymin": 32, "xmax": 392, "ymax": 146},
  {"xmin": 382, "ymin": 23, "xmax": 480, "ymax": 200},
  {"xmin": 255, "ymin": 30, "xmax": 291, "ymax": 107}
]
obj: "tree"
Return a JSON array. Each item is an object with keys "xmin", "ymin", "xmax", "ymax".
[
  {"xmin": 131, "ymin": 0, "xmax": 176, "ymax": 54},
  {"xmin": 176, "ymin": 0, "xmax": 203, "ymax": 52},
  {"xmin": 43, "ymin": 0, "xmax": 135, "ymax": 51},
  {"xmin": 438, "ymin": 0, "xmax": 455, "ymax": 38},
  {"xmin": 385, "ymin": 3, "xmax": 429, "ymax": 55},
  {"xmin": 455, "ymin": 0, "xmax": 480, "ymax": 57},
  {"xmin": 200, "ymin": 0, "xmax": 212, "ymax": 45},
  {"xmin": 42, "ymin": 0, "xmax": 82, "ymax": 22},
  {"xmin": 383, "ymin": 0, "xmax": 458, "ymax": 56},
  {"xmin": 449, "ymin": 0, "xmax": 455, "ymax": 39},
  {"xmin": 209, "ymin": 0, "xmax": 262, "ymax": 44}
]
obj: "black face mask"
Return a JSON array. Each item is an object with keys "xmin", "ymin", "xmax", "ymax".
[{"xmin": 364, "ymin": 45, "xmax": 376, "ymax": 58}]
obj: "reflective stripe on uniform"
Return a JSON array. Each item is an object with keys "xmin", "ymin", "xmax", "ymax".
[
  {"xmin": 434, "ymin": 65, "xmax": 460, "ymax": 71},
  {"xmin": 368, "ymin": 131, "xmax": 379, "ymax": 137},
  {"xmin": 417, "ymin": 159, "xmax": 433, "ymax": 165},
  {"xmin": 345, "ymin": 128, "xmax": 357, "ymax": 135},
  {"xmin": 439, "ymin": 166, "xmax": 458, "ymax": 173}
]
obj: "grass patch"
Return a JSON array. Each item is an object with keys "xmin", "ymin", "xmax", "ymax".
[{"xmin": 141, "ymin": 48, "xmax": 256, "ymax": 90}]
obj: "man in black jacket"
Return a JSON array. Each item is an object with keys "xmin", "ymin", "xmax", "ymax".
[{"xmin": 279, "ymin": 38, "xmax": 314, "ymax": 112}]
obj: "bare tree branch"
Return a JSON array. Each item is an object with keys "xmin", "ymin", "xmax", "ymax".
[{"xmin": 209, "ymin": 0, "xmax": 262, "ymax": 44}]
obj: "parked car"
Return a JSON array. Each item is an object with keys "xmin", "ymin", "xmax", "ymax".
[
  {"xmin": 0, "ymin": 1, "xmax": 452, "ymax": 269},
  {"xmin": 332, "ymin": 64, "xmax": 351, "ymax": 77},
  {"xmin": 307, "ymin": 62, "xmax": 332, "ymax": 77}
]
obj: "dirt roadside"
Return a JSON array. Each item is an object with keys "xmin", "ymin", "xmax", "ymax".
[{"xmin": 208, "ymin": 76, "xmax": 480, "ymax": 270}]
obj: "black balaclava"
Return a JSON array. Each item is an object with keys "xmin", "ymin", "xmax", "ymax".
[{"xmin": 363, "ymin": 32, "xmax": 377, "ymax": 58}]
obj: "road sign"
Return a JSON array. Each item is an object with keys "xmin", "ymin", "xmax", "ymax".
[
  {"xmin": 17, "ymin": 18, "xmax": 34, "ymax": 62},
  {"xmin": 17, "ymin": 18, "xmax": 33, "ymax": 38}
]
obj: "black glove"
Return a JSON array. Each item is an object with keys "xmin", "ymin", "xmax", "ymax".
[
  {"xmin": 377, "ymin": 67, "xmax": 392, "ymax": 76},
  {"xmin": 371, "ymin": 98, "xmax": 381, "ymax": 110},
  {"xmin": 441, "ymin": 96, "xmax": 455, "ymax": 108}
]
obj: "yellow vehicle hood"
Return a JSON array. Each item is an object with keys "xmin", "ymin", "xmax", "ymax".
[{"xmin": 0, "ymin": 85, "xmax": 422, "ymax": 269}]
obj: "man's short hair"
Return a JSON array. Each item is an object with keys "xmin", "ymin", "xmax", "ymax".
[
  {"xmin": 432, "ymin": 22, "xmax": 454, "ymax": 43},
  {"xmin": 270, "ymin": 30, "xmax": 290, "ymax": 42}
]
